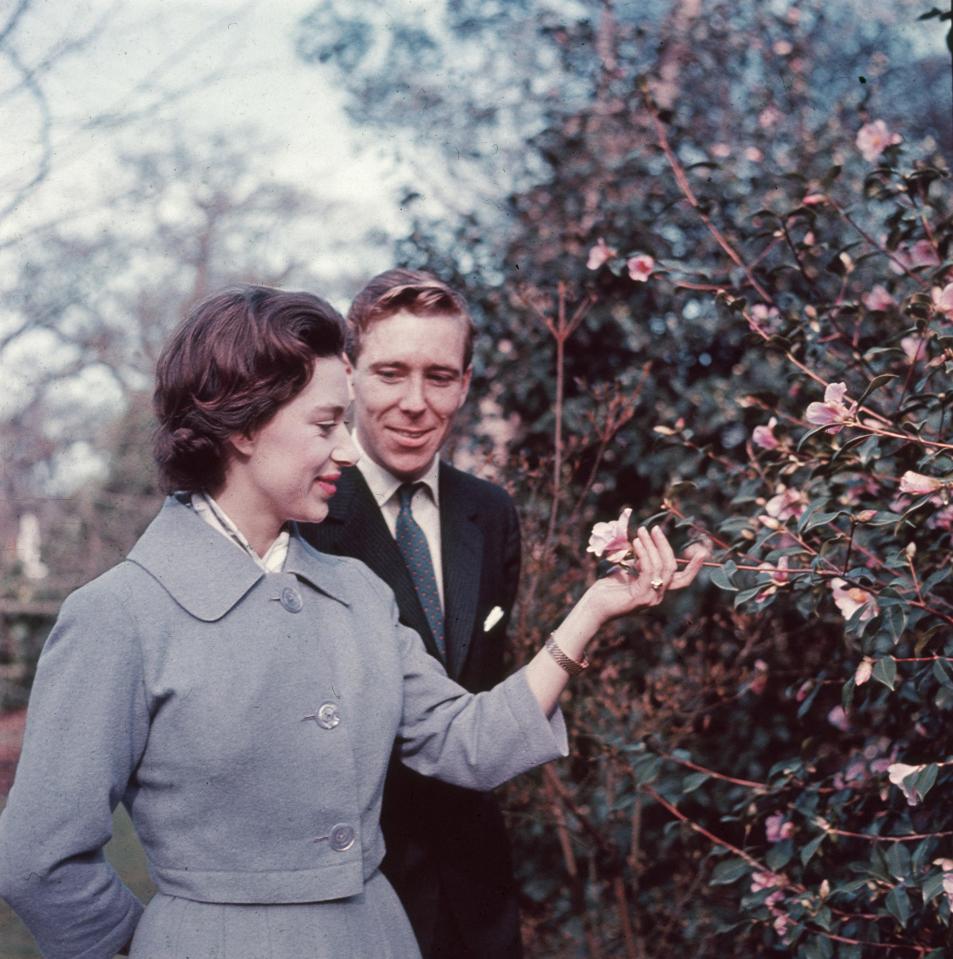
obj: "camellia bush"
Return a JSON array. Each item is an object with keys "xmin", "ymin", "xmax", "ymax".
[{"xmin": 489, "ymin": 103, "xmax": 952, "ymax": 957}]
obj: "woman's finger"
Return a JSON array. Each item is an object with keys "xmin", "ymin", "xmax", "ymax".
[
  {"xmin": 651, "ymin": 526, "xmax": 678, "ymax": 580},
  {"xmin": 670, "ymin": 542, "xmax": 709, "ymax": 589},
  {"xmin": 630, "ymin": 536, "xmax": 661, "ymax": 599}
]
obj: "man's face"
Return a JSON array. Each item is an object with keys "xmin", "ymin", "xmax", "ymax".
[{"xmin": 351, "ymin": 310, "xmax": 471, "ymax": 480}]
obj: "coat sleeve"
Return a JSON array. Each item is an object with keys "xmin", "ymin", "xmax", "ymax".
[
  {"xmin": 384, "ymin": 581, "xmax": 568, "ymax": 790},
  {"xmin": 0, "ymin": 577, "xmax": 149, "ymax": 959}
]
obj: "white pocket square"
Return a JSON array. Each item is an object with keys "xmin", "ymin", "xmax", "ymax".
[{"xmin": 483, "ymin": 606, "xmax": 504, "ymax": 631}]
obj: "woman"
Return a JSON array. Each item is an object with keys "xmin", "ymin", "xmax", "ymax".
[{"xmin": 0, "ymin": 286, "xmax": 706, "ymax": 959}]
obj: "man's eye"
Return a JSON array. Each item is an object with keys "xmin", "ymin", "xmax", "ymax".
[{"xmin": 377, "ymin": 370, "xmax": 402, "ymax": 381}]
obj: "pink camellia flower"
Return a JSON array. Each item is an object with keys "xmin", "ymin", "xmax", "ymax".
[
  {"xmin": 765, "ymin": 813, "xmax": 795, "ymax": 844},
  {"xmin": 749, "ymin": 303, "xmax": 781, "ymax": 335},
  {"xmin": 751, "ymin": 871, "xmax": 783, "ymax": 893},
  {"xmin": 587, "ymin": 507, "xmax": 633, "ymax": 564},
  {"xmin": 899, "ymin": 471, "xmax": 944, "ymax": 496},
  {"xmin": 854, "ymin": 657, "xmax": 874, "ymax": 686},
  {"xmin": 802, "ymin": 193, "xmax": 827, "ymax": 206},
  {"xmin": 626, "ymin": 254, "xmax": 655, "ymax": 282},
  {"xmin": 830, "ymin": 577, "xmax": 879, "ymax": 623},
  {"xmin": 900, "ymin": 335, "xmax": 927, "ymax": 363},
  {"xmin": 827, "ymin": 705, "xmax": 850, "ymax": 732},
  {"xmin": 587, "ymin": 237, "xmax": 617, "ymax": 270},
  {"xmin": 856, "ymin": 120, "xmax": 902, "ymax": 163},
  {"xmin": 887, "ymin": 762, "xmax": 926, "ymax": 807},
  {"xmin": 891, "ymin": 239, "xmax": 942, "ymax": 275},
  {"xmin": 755, "ymin": 557, "xmax": 790, "ymax": 604},
  {"xmin": 764, "ymin": 486, "xmax": 806, "ymax": 522},
  {"xmin": 759, "ymin": 106, "xmax": 781, "ymax": 129},
  {"xmin": 861, "ymin": 284, "xmax": 895, "ymax": 311},
  {"xmin": 711, "ymin": 142, "xmax": 732, "ymax": 158},
  {"xmin": 745, "ymin": 146, "xmax": 764, "ymax": 163},
  {"xmin": 932, "ymin": 282, "xmax": 953, "ymax": 320},
  {"xmin": 753, "ymin": 417, "xmax": 780, "ymax": 451},
  {"xmin": 805, "ymin": 382, "xmax": 855, "ymax": 433}
]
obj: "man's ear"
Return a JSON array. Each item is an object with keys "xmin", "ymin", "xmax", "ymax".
[{"xmin": 457, "ymin": 365, "xmax": 473, "ymax": 410}]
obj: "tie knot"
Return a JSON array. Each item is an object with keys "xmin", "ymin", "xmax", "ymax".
[{"xmin": 397, "ymin": 482, "xmax": 423, "ymax": 510}]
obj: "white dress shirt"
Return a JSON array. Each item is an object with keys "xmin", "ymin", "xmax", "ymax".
[{"xmin": 353, "ymin": 435, "xmax": 445, "ymax": 609}]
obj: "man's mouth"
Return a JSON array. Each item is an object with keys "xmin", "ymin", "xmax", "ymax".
[{"xmin": 387, "ymin": 426, "xmax": 434, "ymax": 444}]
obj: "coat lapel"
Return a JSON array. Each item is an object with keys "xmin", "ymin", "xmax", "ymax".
[
  {"xmin": 440, "ymin": 464, "xmax": 483, "ymax": 679},
  {"xmin": 316, "ymin": 468, "xmax": 440, "ymax": 658}
]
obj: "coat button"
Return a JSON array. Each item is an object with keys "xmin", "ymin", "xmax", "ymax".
[
  {"xmin": 280, "ymin": 586, "xmax": 303, "ymax": 613},
  {"xmin": 316, "ymin": 703, "xmax": 340, "ymax": 730},
  {"xmin": 329, "ymin": 823, "xmax": 355, "ymax": 852}
]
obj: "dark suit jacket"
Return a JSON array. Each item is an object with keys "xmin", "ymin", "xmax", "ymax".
[{"xmin": 300, "ymin": 461, "xmax": 523, "ymax": 958}]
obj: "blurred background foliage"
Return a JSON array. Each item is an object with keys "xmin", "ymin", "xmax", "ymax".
[{"xmin": 2, "ymin": 0, "xmax": 952, "ymax": 956}]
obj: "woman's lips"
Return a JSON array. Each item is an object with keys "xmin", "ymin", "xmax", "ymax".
[{"xmin": 316, "ymin": 474, "xmax": 340, "ymax": 496}]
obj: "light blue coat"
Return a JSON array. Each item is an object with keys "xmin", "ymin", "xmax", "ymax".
[{"xmin": 0, "ymin": 497, "xmax": 567, "ymax": 959}]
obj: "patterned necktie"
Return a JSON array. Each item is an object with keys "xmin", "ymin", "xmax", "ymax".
[{"xmin": 395, "ymin": 482, "xmax": 446, "ymax": 660}]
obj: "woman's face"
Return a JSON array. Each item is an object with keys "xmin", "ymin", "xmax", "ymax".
[{"xmin": 223, "ymin": 355, "xmax": 357, "ymax": 535}]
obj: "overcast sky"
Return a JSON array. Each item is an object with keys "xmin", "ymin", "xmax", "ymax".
[{"xmin": 2, "ymin": 0, "xmax": 407, "ymax": 268}]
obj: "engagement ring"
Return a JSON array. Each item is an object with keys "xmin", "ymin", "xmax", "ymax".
[{"xmin": 650, "ymin": 578, "xmax": 664, "ymax": 591}]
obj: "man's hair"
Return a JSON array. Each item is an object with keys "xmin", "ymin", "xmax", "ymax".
[
  {"xmin": 153, "ymin": 285, "xmax": 346, "ymax": 493},
  {"xmin": 347, "ymin": 268, "xmax": 474, "ymax": 369}
]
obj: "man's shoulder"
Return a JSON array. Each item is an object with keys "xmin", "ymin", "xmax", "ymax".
[{"xmin": 439, "ymin": 461, "xmax": 515, "ymax": 511}]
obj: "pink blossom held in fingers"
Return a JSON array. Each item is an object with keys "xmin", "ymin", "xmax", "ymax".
[
  {"xmin": 587, "ymin": 237, "xmax": 617, "ymax": 270},
  {"xmin": 830, "ymin": 577, "xmax": 878, "ymax": 623},
  {"xmin": 764, "ymin": 485, "xmax": 806, "ymax": 522},
  {"xmin": 753, "ymin": 417, "xmax": 780, "ymax": 450},
  {"xmin": 861, "ymin": 284, "xmax": 895, "ymax": 311},
  {"xmin": 587, "ymin": 508, "xmax": 633, "ymax": 564},
  {"xmin": 765, "ymin": 813, "xmax": 795, "ymax": 843},
  {"xmin": 626, "ymin": 254, "xmax": 655, "ymax": 282},
  {"xmin": 899, "ymin": 471, "xmax": 944, "ymax": 495},
  {"xmin": 856, "ymin": 120, "xmax": 902, "ymax": 163},
  {"xmin": 805, "ymin": 382, "xmax": 855, "ymax": 433},
  {"xmin": 932, "ymin": 282, "xmax": 953, "ymax": 320}
]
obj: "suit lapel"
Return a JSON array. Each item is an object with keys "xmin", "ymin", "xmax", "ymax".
[
  {"xmin": 440, "ymin": 465, "xmax": 483, "ymax": 679},
  {"xmin": 319, "ymin": 468, "xmax": 439, "ymax": 657}
]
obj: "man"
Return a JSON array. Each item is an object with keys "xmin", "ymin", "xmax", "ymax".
[{"xmin": 300, "ymin": 269, "xmax": 523, "ymax": 958}]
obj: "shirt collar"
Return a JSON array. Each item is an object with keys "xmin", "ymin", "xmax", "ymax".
[
  {"xmin": 353, "ymin": 433, "xmax": 440, "ymax": 508},
  {"xmin": 191, "ymin": 492, "xmax": 290, "ymax": 572}
]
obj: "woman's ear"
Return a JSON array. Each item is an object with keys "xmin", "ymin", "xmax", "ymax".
[{"xmin": 228, "ymin": 431, "xmax": 256, "ymax": 458}]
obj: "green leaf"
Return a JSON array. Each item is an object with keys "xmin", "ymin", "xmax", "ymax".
[
  {"xmin": 922, "ymin": 870, "xmax": 946, "ymax": 903},
  {"xmin": 709, "ymin": 857, "xmax": 751, "ymax": 885},
  {"xmin": 708, "ymin": 563, "xmax": 738, "ymax": 592},
  {"xmin": 884, "ymin": 885, "xmax": 911, "ymax": 926},
  {"xmin": 766, "ymin": 839, "xmax": 794, "ymax": 871},
  {"xmin": 872, "ymin": 657, "xmax": 897, "ymax": 691},
  {"xmin": 886, "ymin": 842, "xmax": 911, "ymax": 880},
  {"xmin": 800, "ymin": 833, "xmax": 826, "ymax": 866},
  {"xmin": 912, "ymin": 763, "xmax": 938, "ymax": 802},
  {"xmin": 855, "ymin": 373, "xmax": 898, "ymax": 408},
  {"xmin": 631, "ymin": 754, "xmax": 661, "ymax": 785},
  {"xmin": 681, "ymin": 771, "xmax": 710, "ymax": 793},
  {"xmin": 932, "ymin": 659, "xmax": 953, "ymax": 690}
]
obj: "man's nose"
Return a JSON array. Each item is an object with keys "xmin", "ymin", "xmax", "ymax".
[{"xmin": 397, "ymin": 376, "xmax": 427, "ymax": 413}]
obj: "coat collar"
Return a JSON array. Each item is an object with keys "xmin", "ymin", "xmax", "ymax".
[{"xmin": 127, "ymin": 496, "xmax": 351, "ymax": 622}]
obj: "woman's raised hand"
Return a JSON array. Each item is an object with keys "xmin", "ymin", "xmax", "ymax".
[{"xmin": 584, "ymin": 525, "xmax": 709, "ymax": 626}]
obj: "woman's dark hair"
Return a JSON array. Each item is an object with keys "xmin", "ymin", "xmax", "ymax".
[{"xmin": 153, "ymin": 285, "xmax": 346, "ymax": 493}]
